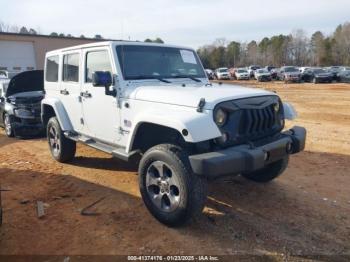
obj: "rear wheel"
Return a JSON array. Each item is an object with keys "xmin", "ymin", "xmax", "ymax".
[
  {"xmin": 139, "ymin": 144, "xmax": 207, "ymax": 227},
  {"xmin": 4, "ymin": 113, "xmax": 14, "ymax": 137},
  {"xmin": 47, "ymin": 117, "xmax": 76, "ymax": 163},
  {"xmin": 242, "ymin": 156, "xmax": 289, "ymax": 183}
]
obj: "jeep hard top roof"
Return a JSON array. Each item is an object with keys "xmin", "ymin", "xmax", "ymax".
[{"xmin": 46, "ymin": 41, "xmax": 195, "ymax": 57}]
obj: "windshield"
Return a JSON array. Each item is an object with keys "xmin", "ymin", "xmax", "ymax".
[
  {"xmin": 218, "ymin": 68, "xmax": 228, "ymax": 73},
  {"xmin": 116, "ymin": 45, "xmax": 206, "ymax": 80},
  {"xmin": 284, "ymin": 67, "xmax": 299, "ymax": 73},
  {"xmin": 257, "ymin": 69, "xmax": 268, "ymax": 73},
  {"xmin": 237, "ymin": 69, "xmax": 247, "ymax": 73}
]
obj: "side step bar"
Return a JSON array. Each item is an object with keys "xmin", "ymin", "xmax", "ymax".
[{"xmin": 64, "ymin": 132, "xmax": 139, "ymax": 161}]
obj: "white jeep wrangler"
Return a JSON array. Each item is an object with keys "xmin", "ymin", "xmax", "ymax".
[{"xmin": 42, "ymin": 41, "xmax": 306, "ymax": 226}]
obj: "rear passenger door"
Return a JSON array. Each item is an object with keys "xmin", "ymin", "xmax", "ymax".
[{"xmin": 60, "ymin": 51, "xmax": 84, "ymax": 132}]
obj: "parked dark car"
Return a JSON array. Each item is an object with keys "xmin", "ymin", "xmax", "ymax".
[
  {"xmin": 278, "ymin": 66, "xmax": 301, "ymax": 83},
  {"xmin": 337, "ymin": 70, "xmax": 350, "ymax": 83},
  {"xmin": 326, "ymin": 66, "xmax": 343, "ymax": 81},
  {"xmin": 0, "ymin": 70, "xmax": 44, "ymax": 137},
  {"xmin": 302, "ymin": 68, "xmax": 333, "ymax": 83}
]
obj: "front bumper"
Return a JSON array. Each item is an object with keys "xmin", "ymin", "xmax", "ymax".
[
  {"xmin": 237, "ymin": 76, "xmax": 250, "ymax": 80},
  {"xmin": 189, "ymin": 126, "xmax": 306, "ymax": 178},
  {"xmin": 12, "ymin": 117, "xmax": 44, "ymax": 137},
  {"xmin": 285, "ymin": 76, "xmax": 301, "ymax": 82},
  {"xmin": 315, "ymin": 77, "xmax": 332, "ymax": 83}
]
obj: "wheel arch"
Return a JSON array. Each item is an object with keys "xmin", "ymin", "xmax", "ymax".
[
  {"xmin": 126, "ymin": 111, "xmax": 221, "ymax": 153},
  {"xmin": 41, "ymin": 98, "xmax": 73, "ymax": 130}
]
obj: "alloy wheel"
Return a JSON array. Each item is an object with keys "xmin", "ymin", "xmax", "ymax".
[
  {"xmin": 146, "ymin": 161, "xmax": 181, "ymax": 212},
  {"xmin": 48, "ymin": 125, "xmax": 60, "ymax": 155},
  {"xmin": 4, "ymin": 115, "xmax": 12, "ymax": 136}
]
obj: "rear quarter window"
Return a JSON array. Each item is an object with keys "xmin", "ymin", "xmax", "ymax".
[{"xmin": 46, "ymin": 56, "xmax": 59, "ymax": 82}]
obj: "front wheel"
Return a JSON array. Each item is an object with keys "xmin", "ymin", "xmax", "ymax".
[
  {"xmin": 4, "ymin": 113, "xmax": 14, "ymax": 137},
  {"xmin": 47, "ymin": 117, "xmax": 76, "ymax": 163},
  {"xmin": 242, "ymin": 156, "xmax": 289, "ymax": 183},
  {"xmin": 138, "ymin": 144, "xmax": 207, "ymax": 227}
]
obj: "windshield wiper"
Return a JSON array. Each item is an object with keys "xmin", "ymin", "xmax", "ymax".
[
  {"xmin": 173, "ymin": 75, "xmax": 202, "ymax": 82},
  {"xmin": 130, "ymin": 75, "xmax": 171, "ymax": 83}
]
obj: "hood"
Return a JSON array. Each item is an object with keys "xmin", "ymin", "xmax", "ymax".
[
  {"xmin": 131, "ymin": 83, "xmax": 275, "ymax": 109},
  {"xmin": 6, "ymin": 70, "xmax": 44, "ymax": 97}
]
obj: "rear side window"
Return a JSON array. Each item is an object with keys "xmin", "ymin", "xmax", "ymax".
[
  {"xmin": 85, "ymin": 50, "xmax": 112, "ymax": 83},
  {"xmin": 63, "ymin": 53, "xmax": 80, "ymax": 82},
  {"xmin": 45, "ymin": 56, "xmax": 59, "ymax": 82}
]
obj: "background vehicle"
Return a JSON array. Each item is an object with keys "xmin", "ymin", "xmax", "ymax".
[
  {"xmin": 247, "ymin": 65, "xmax": 261, "ymax": 78},
  {"xmin": 302, "ymin": 68, "xmax": 333, "ymax": 83},
  {"xmin": 0, "ymin": 70, "xmax": 44, "ymax": 137},
  {"xmin": 299, "ymin": 67, "xmax": 311, "ymax": 73},
  {"xmin": 205, "ymin": 69, "xmax": 214, "ymax": 80},
  {"xmin": 234, "ymin": 68, "xmax": 250, "ymax": 80},
  {"xmin": 42, "ymin": 41, "xmax": 305, "ymax": 227},
  {"xmin": 0, "ymin": 70, "xmax": 9, "ymax": 79},
  {"xmin": 254, "ymin": 69, "xmax": 272, "ymax": 82},
  {"xmin": 228, "ymin": 68, "xmax": 237, "ymax": 79},
  {"xmin": 278, "ymin": 66, "xmax": 301, "ymax": 83},
  {"xmin": 214, "ymin": 67, "xmax": 230, "ymax": 80},
  {"xmin": 337, "ymin": 70, "xmax": 350, "ymax": 83},
  {"xmin": 265, "ymin": 66, "xmax": 276, "ymax": 72}
]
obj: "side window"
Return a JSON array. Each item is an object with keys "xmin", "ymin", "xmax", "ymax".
[
  {"xmin": 85, "ymin": 50, "xmax": 112, "ymax": 83},
  {"xmin": 63, "ymin": 53, "xmax": 80, "ymax": 82},
  {"xmin": 45, "ymin": 56, "xmax": 59, "ymax": 82}
]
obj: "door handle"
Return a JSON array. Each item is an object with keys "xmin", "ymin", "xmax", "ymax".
[
  {"xmin": 60, "ymin": 89, "xmax": 69, "ymax": 95},
  {"xmin": 80, "ymin": 91, "xmax": 92, "ymax": 98}
]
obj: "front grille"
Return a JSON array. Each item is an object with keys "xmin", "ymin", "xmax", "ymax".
[
  {"xmin": 214, "ymin": 96, "xmax": 284, "ymax": 147},
  {"xmin": 239, "ymin": 105, "xmax": 277, "ymax": 136}
]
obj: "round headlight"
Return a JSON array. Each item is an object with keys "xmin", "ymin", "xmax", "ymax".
[
  {"xmin": 215, "ymin": 108, "xmax": 228, "ymax": 127},
  {"xmin": 273, "ymin": 102, "xmax": 280, "ymax": 113}
]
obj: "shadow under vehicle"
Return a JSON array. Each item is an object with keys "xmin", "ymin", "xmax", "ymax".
[{"xmin": 0, "ymin": 70, "xmax": 45, "ymax": 138}]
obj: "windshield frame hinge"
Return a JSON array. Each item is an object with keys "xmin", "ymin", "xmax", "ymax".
[{"xmin": 197, "ymin": 98, "xmax": 206, "ymax": 113}]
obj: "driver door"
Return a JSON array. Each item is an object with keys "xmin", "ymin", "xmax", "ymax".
[{"xmin": 81, "ymin": 47, "xmax": 120, "ymax": 144}]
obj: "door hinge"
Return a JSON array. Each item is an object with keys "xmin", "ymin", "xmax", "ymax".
[{"xmin": 118, "ymin": 127, "xmax": 129, "ymax": 135}]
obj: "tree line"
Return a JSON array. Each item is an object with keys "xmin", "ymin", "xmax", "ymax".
[{"xmin": 197, "ymin": 22, "xmax": 350, "ymax": 69}]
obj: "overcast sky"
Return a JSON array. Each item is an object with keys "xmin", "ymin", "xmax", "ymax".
[{"xmin": 1, "ymin": 0, "xmax": 350, "ymax": 48}]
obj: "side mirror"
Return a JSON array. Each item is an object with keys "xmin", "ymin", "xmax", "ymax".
[
  {"xmin": 0, "ymin": 97, "xmax": 4, "ymax": 103},
  {"xmin": 92, "ymin": 71, "xmax": 116, "ymax": 97}
]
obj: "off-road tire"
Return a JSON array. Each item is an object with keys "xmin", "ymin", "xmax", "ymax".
[
  {"xmin": 47, "ymin": 117, "xmax": 76, "ymax": 163},
  {"xmin": 138, "ymin": 144, "xmax": 207, "ymax": 227},
  {"xmin": 242, "ymin": 156, "xmax": 289, "ymax": 183},
  {"xmin": 4, "ymin": 113, "xmax": 14, "ymax": 137}
]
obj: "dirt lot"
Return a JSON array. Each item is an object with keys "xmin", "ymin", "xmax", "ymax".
[{"xmin": 0, "ymin": 81, "xmax": 350, "ymax": 259}]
